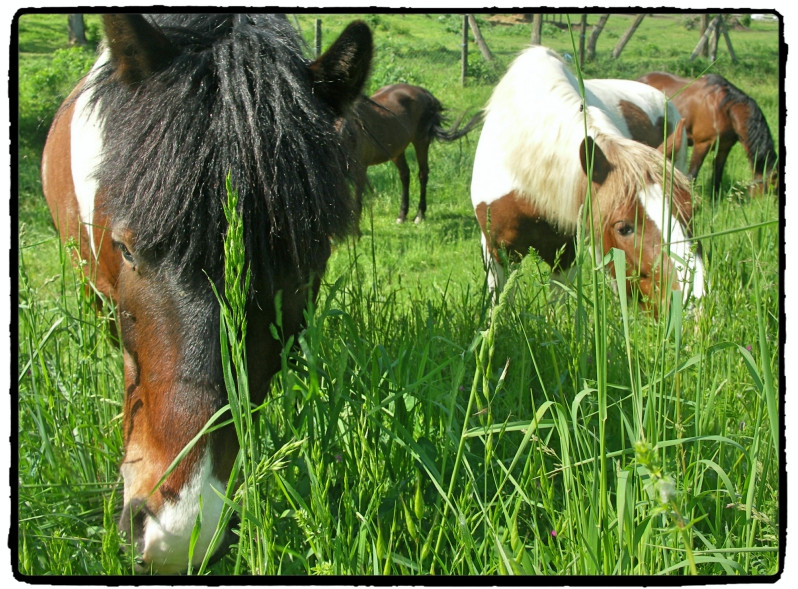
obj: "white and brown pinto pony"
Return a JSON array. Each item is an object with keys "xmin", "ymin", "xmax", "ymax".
[
  {"xmin": 584, "ymin": 77, "xmax": 688, "ymax": 175},
  {"xmin": 471, "ymin": 46, "xmax": 704, "ymax": 315},
  {"xmin": 41, "ymin": 14, "xmax": 372, "ymax": 573}
]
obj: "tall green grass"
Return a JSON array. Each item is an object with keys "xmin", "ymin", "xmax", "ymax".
[{"xmin": 16, "ymin": 12, "xmax": 781, "ymax": 578}]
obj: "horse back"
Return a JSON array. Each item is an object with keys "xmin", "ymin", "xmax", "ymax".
[{"xmin": 353, "ymin": 84, "xmax": 441, "ymax": 164}]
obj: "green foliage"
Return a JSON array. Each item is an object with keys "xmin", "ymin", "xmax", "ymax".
[
  {"xmin": 367, "ymin": 44, "xmax": 418, "ymax": 90},
  {"xmin": 18, "ymin": 46, "xmax": 96, "ymax": 148},
  {"xmin": 16, "ymin": 11, "xmax": 781, "ymax": 578}
]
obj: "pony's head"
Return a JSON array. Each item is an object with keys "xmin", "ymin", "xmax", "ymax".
[
  {"xmin": 579, "ymin": 133, "xmax": 704, "ymax": 315},
  {"xmin": 89, "ymin": 14, "xmax": 372, "ymax": 573}
]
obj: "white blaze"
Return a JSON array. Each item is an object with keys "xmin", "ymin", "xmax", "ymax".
[
  {"xmin": 138, "ymin": 452, "xmax": 227, "ymax": 574},
  {"xmin": 640, "ymin": 186, "xmax": 705, "ymax": 302},
  {"xmin": 70, "ymin": 51, "xmax": 109, "ymax": 258}
]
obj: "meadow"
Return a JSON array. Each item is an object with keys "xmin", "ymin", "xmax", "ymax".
[{"xmin": 15, "ymin": 12, "xmax": 782, "ymax": 577}]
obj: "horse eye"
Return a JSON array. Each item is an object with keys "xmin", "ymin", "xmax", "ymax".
[
  {"xmin": 116, "ymin": 242, "xmax": 135, "ymax": 264},
  {"xmin": 616, "ymin": 222, "xmax": 634, "ymax": 237}
]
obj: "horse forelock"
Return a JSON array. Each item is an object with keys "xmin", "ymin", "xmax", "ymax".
[
  {"xmin": 591, "ymin": 134, "xmax": 693, "ymax": 230},
  {"xmin": 91, "ymin": 13, "xmax": 353, "ymax": 290}
]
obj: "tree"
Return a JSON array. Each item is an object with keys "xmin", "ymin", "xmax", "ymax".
[
  {"xmin": 531, "ymin": 13, "xmax": 542, "ymax": 45},
  {"xmin": 691, "ymin": 14, "xmax": 737, "ymax": 62},
  {"xmin": 585, "ymin": 14, "xmax": 610, "ymax": 62},
  {"xmin": 467, "ymin": 15, "xmax": 494, "ymax": 61},
  {"xmin": 68, "ymin": 14, "xmax": 87, "ymax": 46},
  {"xmin": 699, "ymin": 14, "xmax": 709, "ymax": 58},
  {"xmin": 611, "ymin": 14, "xmax": 646, "ymax": 59},
  {"xmin": 578, "ymin": 14, "xmax": 588, "ymax": 65}
]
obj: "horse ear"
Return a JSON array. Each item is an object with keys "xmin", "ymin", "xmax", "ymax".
[
  {"xmin": 660, "ymin": 118, "xmax": 685, "ymax": 161},
  {"xmin": 579, "ymin": 136, "xmax": 612, "ymax": 185},
  {"xmin": 103, "ymin": 14, "xmax": 179, "ymax": 86},
  {"xmin": 308, "ymin": 20, "xmax": 373, "ymax": 115}
]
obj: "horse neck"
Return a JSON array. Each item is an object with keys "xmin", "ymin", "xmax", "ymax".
[{"xmin": 482, "ymin": 51, "xmax": 611, "ymax": 231}]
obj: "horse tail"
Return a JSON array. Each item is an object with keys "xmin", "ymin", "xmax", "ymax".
[
  {"xmin": 431, "ymin": 110, "xmax": 484, "ymax": 142},
  {"xmin": 711, "ymin": 74, "xmax": 778, "ymax": 176}
]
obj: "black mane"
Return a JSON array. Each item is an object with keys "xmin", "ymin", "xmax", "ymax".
[
  {"xmin": 707, "ymin": 73, "xmax": 778, "ymax": 175},
  {"xmin": 90, "ymin": 14, "xmax": 355, "ymax": 290}
]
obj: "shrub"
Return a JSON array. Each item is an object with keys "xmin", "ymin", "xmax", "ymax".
[{"xmin": 18, "ymin": 46, "xmax": 96, "ymax": 147}]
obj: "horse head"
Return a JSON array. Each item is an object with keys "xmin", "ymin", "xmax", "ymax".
[
  {"xmin": 579, "ymin": 134, "xmax": 705, "ymax": 316},
  {"xmin": 44, "ymin": 14, "xmax": 372, "ymax": 573}
]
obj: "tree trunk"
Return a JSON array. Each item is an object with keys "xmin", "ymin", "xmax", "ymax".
[
  {"xmin": 461, "ymin": 15, "xmax": 468, "ymax": 86},
  {"xmin": 314, "ymin": 19, "xmax": 322, "ymax": 58},
  {"xmin": 531, "ymin": 13, "xmax": 542, "ymax": 45},
  {"xmin": 690, "ymin": 14, "xmax": 721, "ymax": 60},
  {"xmin": 467, "ymin": 14, "xmax": 494, "ymax": 61},
  {"xmin": 719, "ymin": 17, "xmax": 738, "ymax": 62},
  {"xmin": 578, "ymin": 14, "xmax": 588, "ymax": 66},
  {"xmin": 586, "ymin": 14, "xmax": 610, "ymax": 62},
  {"xmin": 699, "ymin": 14, "xmax": 709, "ymax": 57},
  {"xmin": 68, "ymin": 14, "xmax": 86, "ymax": 46},
  {"xmin": 709, "ymin": 16, "xmax": 720, "ymax": 61},
  {"xmin": 611, "ymin": 14, "xmax": 646, "ymax": 59}
]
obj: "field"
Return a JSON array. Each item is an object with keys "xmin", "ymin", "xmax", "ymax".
[{"xmin": 15, "ymin": 12, "xmax": 782, "ymax": 577}]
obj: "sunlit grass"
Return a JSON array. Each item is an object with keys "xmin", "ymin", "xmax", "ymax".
[{"xmin": 15, "ymin": 11, "xmax": 781, "ymax": 578}]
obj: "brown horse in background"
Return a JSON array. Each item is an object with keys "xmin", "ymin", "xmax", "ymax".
[
  {"xmin": 342, "ymin": 83, "xmax": 481, "ymax": 224},
  {"xmin": 638, "ymin": 71, "xmax": 778, "ymax": 196}
]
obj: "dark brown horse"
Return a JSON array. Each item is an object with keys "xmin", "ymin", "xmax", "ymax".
[
  {"xmin": 41, "ymin": 14, "xmax": 372, "ymax": 573},
  {"xmin": 342, "ymin": 83, "xmax": 481, "ymax": 224},
  {"xmin": 638, "ymin": 71, "xmax": 778, "ymax": 196}
]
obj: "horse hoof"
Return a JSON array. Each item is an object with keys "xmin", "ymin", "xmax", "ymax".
[
  {"xmin": 414, "ymin": 215, "xmax": 424, "ymax": 224},
  {"xmin": 396, "ymin": 217, "xmax": 406, "ymax": 224}
]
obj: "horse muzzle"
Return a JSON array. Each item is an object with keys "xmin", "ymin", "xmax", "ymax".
[{"xmin": 119, "ymin": 452, "xmax": 230, "ymax": 574}]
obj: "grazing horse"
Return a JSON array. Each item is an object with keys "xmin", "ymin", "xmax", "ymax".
[
  {"xmin": 583, "ymin": 78, "xmax": 688, "ymax": 174},
  {"xmin": 342, "ymin": 83, "xmax": 481, "ymax": 224},
  {"xmin": 40, "ymin": 14, "xmax": 372, "ymax": 573},
  {"xmin": 471, "ymin": 46, "xmax": 704, "ymax": 315},
  {"xmin": 638, "ymin": 71, "xmax": 778, "ymax": 196}
]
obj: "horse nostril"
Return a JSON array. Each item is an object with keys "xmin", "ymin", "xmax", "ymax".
[{"xmin": 119, "ymin": 498, "xmax": 148, "ymax": 555}]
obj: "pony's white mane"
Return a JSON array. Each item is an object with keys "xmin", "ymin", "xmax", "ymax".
[{"xmin": 475, "ymin": 46, "xmax": 675, "ymax": 232}]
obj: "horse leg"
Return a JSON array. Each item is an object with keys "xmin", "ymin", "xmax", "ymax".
[
  {"xmin": 710, "ymin": 142, "xmax": 733, "ymax": 197},
  {"xmin": 481, "ymin": 233, "xmax": 506, "ymax": 304},
  {"xmin": 414, "ymin": 141, "xmax": 430, "ymax": 223},
  {"xmin": 687, "ymin": 139, "xmax": 713, "ymax": 182},
  {"xmin": 393, "ymin": 151, "xmax": 411, "ymax": 223}
]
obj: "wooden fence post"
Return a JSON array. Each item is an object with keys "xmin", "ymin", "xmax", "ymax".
[
  {"xmin": 468, "ymin": 14, "xmax": 494, "ymax": 61},
  {"xmin": 578, "ymin": 14, "xmax": 587, "ymax": 66},
  {"xmin": 691, "ymin": 15, "xmax": 720, "ymax": 60},
  {"xmin": 314, "ymin": 19, "xmax": 322, "ymax": 58},
  {"xmin": 461, "ymin": 15, "xmax": 468, "ymax": 86},
  {"xmin": 611, "ymin": 14, "xmax": 646, "ymax": 59},
  {"xmin": 586, "ymin": 14, "xmax": 610, "ymax": 62},
  {"xmin": 531, "ymin": 13, "xmax": 542, "ymax": 45},
  {"xmin": 719, "ymin": 17, "xmax": 738, "ymax": 62}
]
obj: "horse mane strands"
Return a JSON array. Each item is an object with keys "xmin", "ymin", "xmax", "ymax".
[
  {"xmin": 92, "ymin": 14, "xmax": 353, "ymax": 290},
  {"xmin": 481, "ymin": 48, "xmax": 590, "ymax": 233}
]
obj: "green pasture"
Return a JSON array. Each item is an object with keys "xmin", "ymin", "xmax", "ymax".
[{"xmin": 15, "ymin": 12, "xmax": 782, "ymax": 577}]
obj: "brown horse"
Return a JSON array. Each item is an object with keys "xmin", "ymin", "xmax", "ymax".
[
  {"xmin": 342, "ymin": 83, "xmax": 481, "ymax": 224},
  {"xmin": 472, "ymin": 47, "xmax": 704, "ymax": 316},
  {"xmin": 41, "ymin": 14, "xmax": 372, "ymax": 573},
  {"xmin": 638, "ymin": 71, "xmax": 778, "ymax": 196}
]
